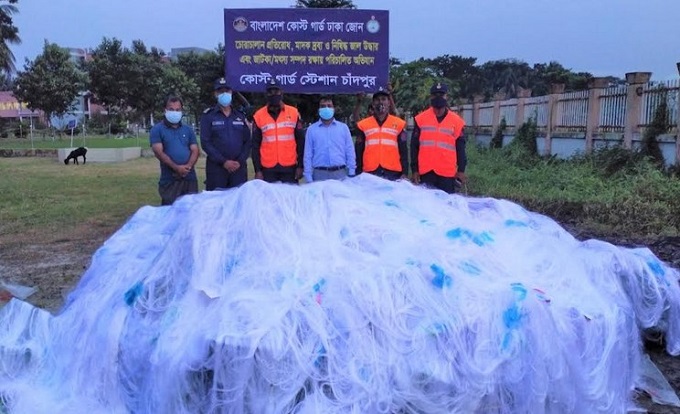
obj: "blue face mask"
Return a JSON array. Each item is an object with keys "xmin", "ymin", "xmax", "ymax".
[
  {"xmin": 318, "ymin": 107, "xmax": 334, "ymax": 120},
  {"xmin": 217, "ymin": 92, "xmax": 232, "ymax": 107},
  {"xmin": 165, "ymin": 110, "xmax": 182, "ymax": 124}
]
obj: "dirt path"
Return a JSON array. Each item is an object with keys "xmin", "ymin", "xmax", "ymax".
[{"xmin": 1, "ymin": 223, "xmax": 679, "ymax": 412}]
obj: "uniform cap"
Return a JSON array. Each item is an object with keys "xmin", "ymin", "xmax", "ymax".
[
  {"xmin": 265, "ymin": 78, "xmax": 281, "ymax": 91},
  {"xmin": 213, "ymin": 77, "xmax": 232, "ymax": 91},
  {"xmin": 430, "ymin": 82, "xmax": 448, "ymax": 94},
  {"xmin": 373, "ymin": 86, "xmax": 390, "ymax": 97}
]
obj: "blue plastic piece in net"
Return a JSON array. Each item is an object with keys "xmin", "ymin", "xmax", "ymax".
[
  {"xmin": 124, "ymin": 282, "xmax": 144, "ymax": 306},
  {"xmin": 430, "ymin": 264, "xmax": 452, "ymax": 289},
  {"xmin": 459, "ymin": 261, "xmax": 482, "ymax": 276},
  {"xmin": 504, "ymin": 219, "xmax": 528, "ymax": 228}
]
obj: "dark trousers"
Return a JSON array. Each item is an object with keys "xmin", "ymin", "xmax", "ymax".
[
  {"xmin": 158, "ymin": 179, "xmax": 198, "ymax": 205},
  {"xmin": 262, "ymin": 167, "xmax": 298, "ymax": 184},
  {"xmin": 420, "ymin": 171, "xmax": 457, "ymax": 194},
  {"xmin": 367, "ymin": 167, "xmax": 402, "ymax": 181},
  {"xmin": 205, "ymin": 161, "xmax": 247, "ymax": 190}
]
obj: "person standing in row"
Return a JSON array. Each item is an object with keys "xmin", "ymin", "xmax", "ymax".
[
  {"xmin": 410, "ymin": 82, "xmax": 467, "ymax": 193},
  {"xmin": 303, "ymin": 95, "xmax": 356, "ymax": 183},
  {"xmin": 251, "ymin": 79, "xmax": 305, "ymax": 183},
  {"xmin": 200, "ymin": 78, "xmax": 252, "ymax": 190},
  {"xmin": 149, "ymin": 95, "xmax": 199, "ymax": 205},
  {"xmin": 355, "ymin": 86, "xmax": 408, "ymax": 181}
]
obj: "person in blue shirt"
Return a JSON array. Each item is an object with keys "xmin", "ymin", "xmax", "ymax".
[
  {"xmin": 200, "ymin": 78, "xmax": 252, "ymax": 190},
  {"xmin": 303, "ymin": 95, "xmax": 357, "ymax": 183},
  {"xmin": 149, "ymin": 96, "xmax": 199, "ymax": 205}
]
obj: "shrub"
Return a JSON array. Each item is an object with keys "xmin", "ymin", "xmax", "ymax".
[
  {"xmin": 588, "ymin": 145, "xmax": 648, "ymax": 177},
  {"xmin": 13, "ymin": 122, "xmax": 29, "ymax": 138},
  {"xmin": 87, "ymin": 113, "xmax": 127, "ymax": 135},
  {"xmin": 501, "ymin": 118, "xmax": 539, "ymax": 167},
  {"xmin": 490, "ymin": 117, "xmax": 507, "ymax": 149},
  {"xmin": 640, "ymin": 99, "xmax": 669, "ymax": 167}
]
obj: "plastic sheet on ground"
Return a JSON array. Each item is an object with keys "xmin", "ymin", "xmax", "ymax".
[{"xmin": 0, "ymin": 281, "xmax": 37, "ymax": 304}]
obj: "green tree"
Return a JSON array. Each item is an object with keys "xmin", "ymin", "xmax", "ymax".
[
  {"xmin": 425, "ymin": 55, "xmax": 482, "ymax": 102},
  {"xmin": 390, "ymin": 59, "xmax": 450, "ymax": 115},
  {"xmin": 87, "ymin": 38, "xmax": 136, "ymax": 115},
  {"xmin": 125, "ymin": 40, "xmax": 199, "ymax": 124},
  {"xmin": 88, "ymin": 38, "xmax": 199, "ymax": 126},
  {"xmin": 294, "ymin": 0, "xmax": 356, "ymax": 8},
  {"xmin": 0, "ymin": 71, "xmax": 13, "ymax": 89},
  {"xmin": 0, "ymin": 0, "xmax": 20, "ymax": 73},
  {"xmin": 14, "ymin": 41, "xmax": 86, "ymax": 119},
  {"xmin": 174, "ymin": 46, "xmax": 225, "ymax": 121},
  {"xmin": 480, "ymin": 59, "xmax": 532, "ymax": 99},
  {"xmin": 529, "ymin": 61, "xmax": 593, "ymax": 96}
]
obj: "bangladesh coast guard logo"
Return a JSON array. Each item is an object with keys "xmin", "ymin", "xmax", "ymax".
[
  {"xmin": 233, "ymin": 16, "xmax": 248, "ymax": 32},
  {"xmin": 366, "ymin": 16, "xmax": 380, "ymax": 33}
]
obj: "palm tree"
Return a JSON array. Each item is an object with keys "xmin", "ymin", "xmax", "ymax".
[
  {"xmin": 0, "ymin": 0, "xmax": 21, "ymax": 73},
  {"xmin": 294, "ymin": 0, "xmax": 356, "ymax": 8}
]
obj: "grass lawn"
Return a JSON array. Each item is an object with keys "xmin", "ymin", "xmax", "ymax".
[
  {"xmin": 1, "ymin": 142, "xmax": 679, "ymax": 238},
  {"xmin": 0, "ymin": 156, "xmax": 208, "ymax": 236}
]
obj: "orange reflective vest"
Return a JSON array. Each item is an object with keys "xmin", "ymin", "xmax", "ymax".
[
  {"xmin": 357, "ymin": 115, "xmax": 406, "ymax": 173},
  {"xmin": 253, "ymin": 104, "xmax": 299, "ymax": 168},
  {"xmin": 414, "ymin": 108, "xmax": 465, "ymax": 177}
]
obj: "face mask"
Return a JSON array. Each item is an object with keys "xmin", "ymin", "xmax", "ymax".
[
  {"xmin": 318, "ymin": 107, "xmax": 334, "ymax": 120},
  {"xmin": 165, "ymin": 110, "xmax": 182, "ymax": 124},
  {"xmin": 217, "ymin": 92, "xmax": 232, "ymax": 107},
  {"xmin": 267, "ymin": 95, "xmax": 283, "ymax": 106},
  {"xmin": 431, "ymin": 96, "xmax": 448, "ymax": 109}
]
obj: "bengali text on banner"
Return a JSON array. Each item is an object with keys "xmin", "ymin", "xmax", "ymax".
[{"xmin": 224, "ymin": 8, "xmax": 389, "ymax": 94}]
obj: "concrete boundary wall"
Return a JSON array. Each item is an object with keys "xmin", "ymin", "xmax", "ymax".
[
  {"xmin": 454, "ymin": 72, "xmax": 680, "ymax": 166},
  {"xmin": 57, "ymin": 147, "xmax": 142, "ymax": 163}
]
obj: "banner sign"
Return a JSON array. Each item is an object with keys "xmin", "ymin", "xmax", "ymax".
[{"xmin": 224, "ymin": 8, "xmax": 389, "ymax": 94}]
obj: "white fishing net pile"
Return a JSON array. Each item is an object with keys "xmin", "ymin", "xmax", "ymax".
[{"xmin": 1, "ymin": 174, "xmax": 679, "ymax": 413}]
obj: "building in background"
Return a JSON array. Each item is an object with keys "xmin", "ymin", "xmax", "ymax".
[{"xmin": 168, "ymin": 47, "xmax": 210, "ymax": 60}]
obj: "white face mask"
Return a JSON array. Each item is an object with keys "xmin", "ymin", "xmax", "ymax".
[
  {"xmin": 318, "ymin": 107, "xmax": 335, "ymax": 120},
  {"xmin": 217, "ymin": 92, "xmax": 232, "ymax": 107},
  {"xmin": 165, "ymin": 110, "xmax": 182, "ymax": 124}
]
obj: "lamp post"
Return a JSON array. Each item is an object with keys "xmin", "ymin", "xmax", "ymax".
[
  {"xmin": 14, "ymin": 84, "xmax": 34, "ymax": 149},
  {"xmin": 17, "ymin": 105, "xmax": 22, "ymax": 140}
]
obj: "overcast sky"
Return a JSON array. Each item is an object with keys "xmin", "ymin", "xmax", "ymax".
[{"xmin": 10, "ymin": 0, "xmax": 680, "ymax": 80}]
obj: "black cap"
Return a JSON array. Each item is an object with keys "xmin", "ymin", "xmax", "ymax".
[
  {"xmin": 373, "ymin": 86, "xmax": 390, "ymax": 97},
  {"xmin": 430, "ymin": 82, "xmax": 448, "ymax": 94},
  {"xmin": 265, "ymin": 78, "xmax": 281, "ymax": 91},
  {"xmin": 213, "ymin": 77, "xmax": 231, "ymax": 91}
]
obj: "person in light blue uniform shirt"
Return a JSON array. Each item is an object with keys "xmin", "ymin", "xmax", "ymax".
[
  {"xmin": 303, "ymin": 95, "xmax": 356, "ymax": 183},
  {"xmin": 200, "ymin": 78, "xmax": 252, "ymax": 190}
]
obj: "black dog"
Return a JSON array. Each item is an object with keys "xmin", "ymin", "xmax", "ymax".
[{"xmin": 64, "ymin": 147, "xmax": 87, "ymax": 165}]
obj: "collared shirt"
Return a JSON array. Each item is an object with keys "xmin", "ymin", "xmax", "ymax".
[
  {"xmin": 149, "ymin": 120, "xmax": 198, "ymax": 184},
  {"xmin": 200, "ymin": 106, "xmax": 251, "ymax": 165},
  {"xmin": 303, "ymin": 118, "xmax": 356, "ymax": 183}
]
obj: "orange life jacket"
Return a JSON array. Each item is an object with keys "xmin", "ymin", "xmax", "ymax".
[
  {"xmin": 357, "ymin": 115, "xmax": 406, "ymax": 173},
  {"xmin": 414, "ymin": 108, "xmax": 465, "ymax": 177},
  {"xmin": 253, "ymin": 104, "xmax": 299, "ymax": 168}
]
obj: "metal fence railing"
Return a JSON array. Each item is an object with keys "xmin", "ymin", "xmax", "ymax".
[
  {"xmin": 598, "ymin": 85, "xmax": 627, "ymax": 132},
  {"xmin": 556, "ymin": 90, "xmax": 588, "ymax": 132}
]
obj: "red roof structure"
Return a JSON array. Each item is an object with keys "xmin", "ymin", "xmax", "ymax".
[{"xmin": 0, "ymin": 91, "xmax": 42, "ymax": 119}]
